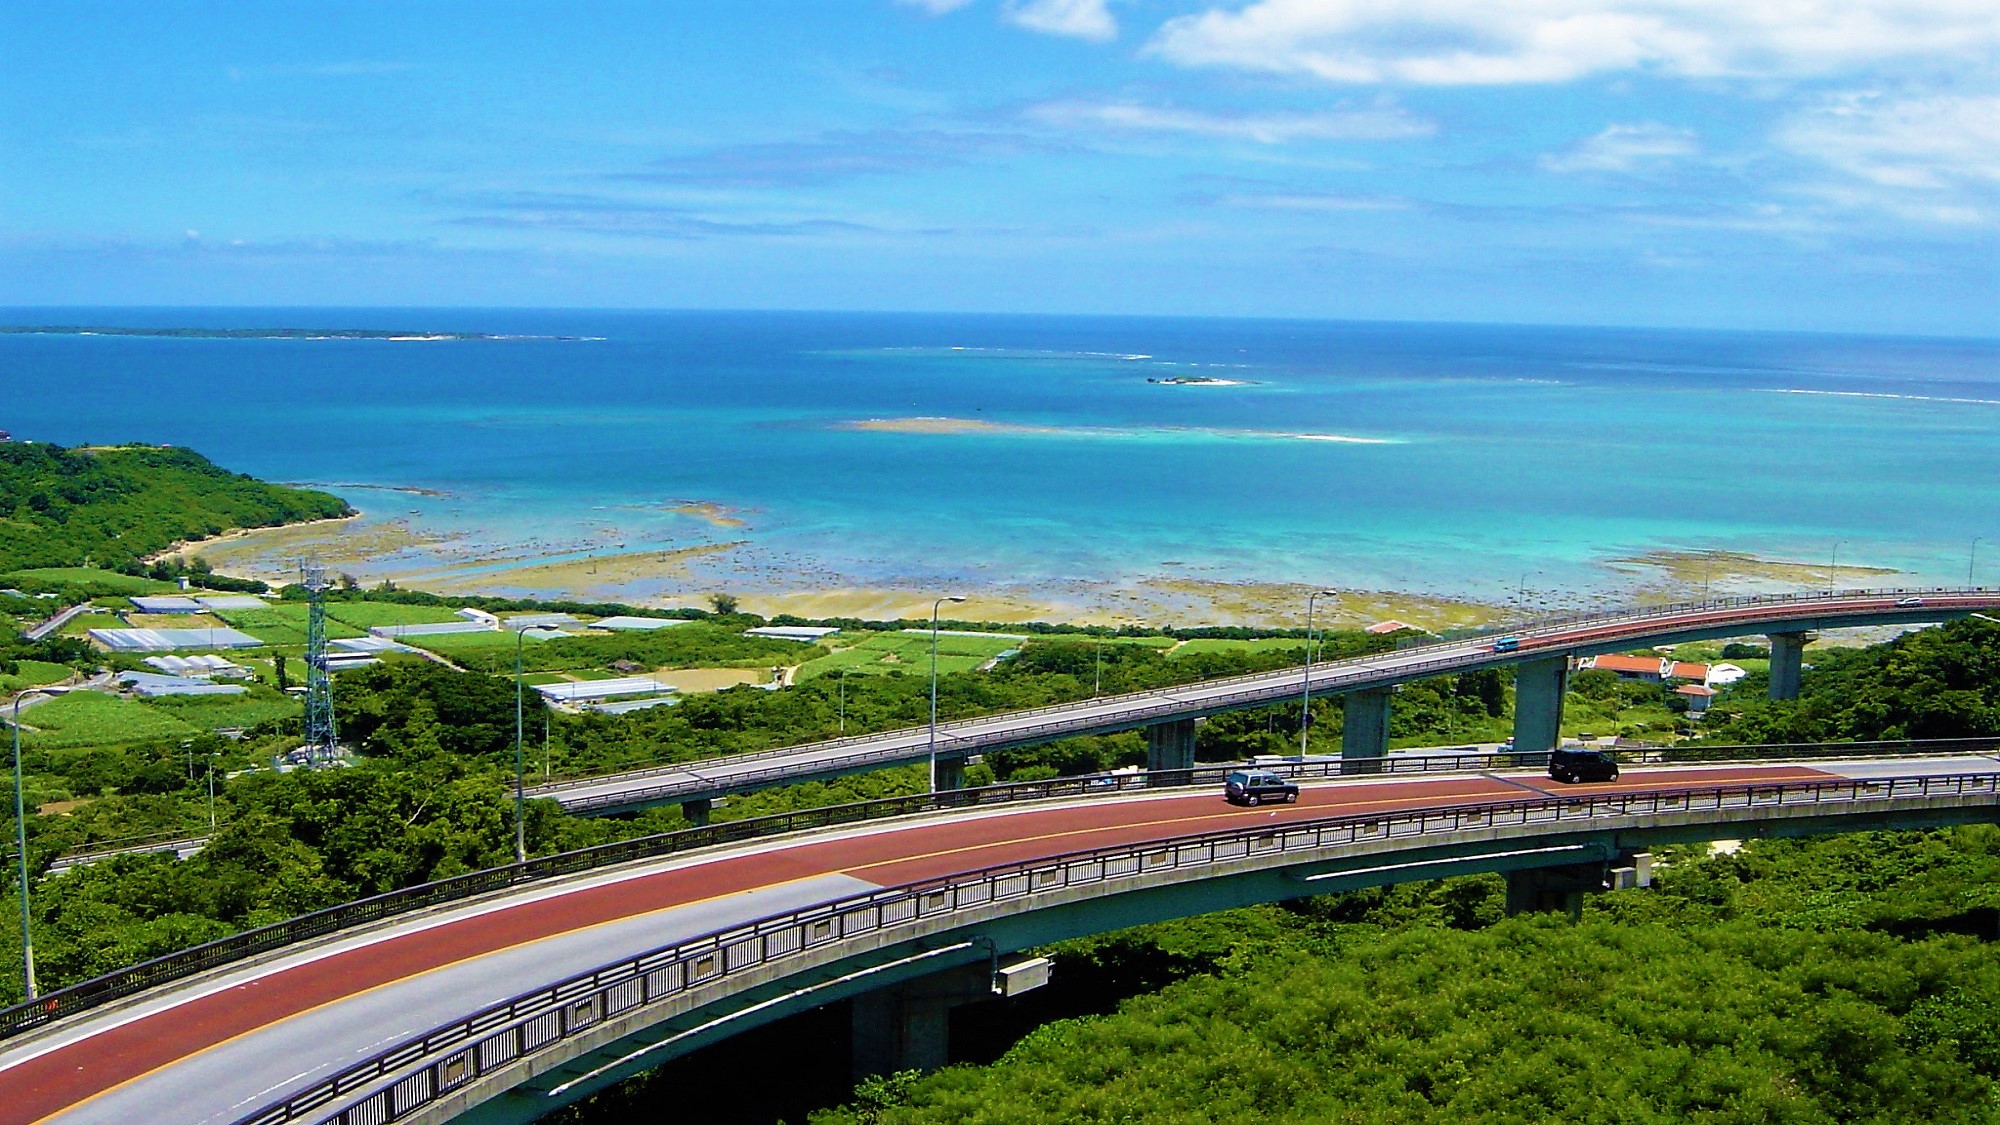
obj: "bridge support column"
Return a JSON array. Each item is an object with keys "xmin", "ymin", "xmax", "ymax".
[
  {"xmin": 932, "ymin": 754, "xmax": 967, "ymax": 793},
  {"xmin": 1145, "ymin": 718, "xmax": 1197, "ymax": 785},
  {"xmin": 851, "ymin": 963, "xmax": 991, "ymax": 1079},
  {"xmin": 1511, "ymin": 656, "xmax": 1570, "ymax": 757},
  {"xmin": 1768, "ymin": 632, "xmax": 1807, "ymax": 701},
  {"xmin": 680, "ymin": 798, "xmax": 712, "ymax": 827},
  {"xmin": 1503, "ymin": 863, "xmax": 1605, "ymax": 921},
  {"xmin": 1341, "ymin": 689, "xmax": 1392, "ymax": 774}
]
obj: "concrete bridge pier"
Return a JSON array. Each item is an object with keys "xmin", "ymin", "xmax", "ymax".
[
  {"xmin": 1511, "ymin": 656, "xmax": 1570, "ymax": 756},
  {"xmin": 1341, "ymin": 688, "xmax": 1393, "ymax": 774},
  {"xmin": 1768, "ymin": 632, "xmax": 1807, "ymax": 701},
  {"xmin": 1505, "ymin": 853, "xmax": 1653, "ymax": 919},
  {"xmin": 680, "ymin": 798, "xmax": 712, "ymax": 827},
  {"xmin": 1503, "ymin": 863, "xmax": 1603, "ymax": 920},
  {"xmin": 1145, "ymin": 718, "xmax": 1197, "ymax": 785},
  {"xmin": 850, "ymin": 963, "xmax": 992, "ymax": 1079},
  {"xmin": 933, "ymin": 754, "xmax": 967, "ymax": 793}
]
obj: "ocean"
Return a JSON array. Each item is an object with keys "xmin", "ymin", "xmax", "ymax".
[{"xmin": 3, "ymin": 308, "xmax": 1996, "ymax": 610}]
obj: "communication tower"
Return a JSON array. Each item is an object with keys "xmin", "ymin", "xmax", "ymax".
[{"xmin": 300, "ymin": 561, "xmax": 338, "ymax": 763}]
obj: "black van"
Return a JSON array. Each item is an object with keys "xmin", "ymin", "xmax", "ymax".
[{"xmin": 1548, "ymin": 747, "xmax": 1619, "ymax": 784}]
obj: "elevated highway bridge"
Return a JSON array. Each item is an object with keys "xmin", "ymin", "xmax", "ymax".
[
  {"xmin": 3, "ymin": 747, "xmax": 1996, "ymax": 1125},
  {"xmin": 531, "ymin": 588, "xmax": 2000, "ymax": 818}
]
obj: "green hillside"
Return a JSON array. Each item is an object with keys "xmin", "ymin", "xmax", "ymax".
[{"xmin": 0, "ymin": 442, "xmax": 351, "ymax": 571}]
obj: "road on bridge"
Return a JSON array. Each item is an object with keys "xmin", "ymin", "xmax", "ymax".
[
  {"xmin": 6, "ymin": 754, "xmax": 1996, "ymax": 1125},
  {"xmin": 533, "ymin": 590, "xmax": 2000, "ymax": 813}
]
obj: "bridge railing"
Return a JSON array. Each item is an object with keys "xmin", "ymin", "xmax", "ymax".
[
  {"xmin": 7, "ymin": 734, "xmax": 1994, "ymax": 1041},
  {"xmin": 528, "ymin": 586, "xmax": 1999, "ymax": 799},
  {"xmin": 240, "ymin": 770, "xmax": 2000, "ymax": 1125}
]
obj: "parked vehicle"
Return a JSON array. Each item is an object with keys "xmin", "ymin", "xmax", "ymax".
[
  {"xmin": 1548, "ymin": 747, "xmax": 1620, "ymax": 784},
  {"xmin": 1224, "ymin": 769, "xmax": 1299, "ymax": 806}
]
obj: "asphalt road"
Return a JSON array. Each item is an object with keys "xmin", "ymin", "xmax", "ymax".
[{"xmin": 8, "ymin": 754, "xmax": 1994, "ymax": 1125}]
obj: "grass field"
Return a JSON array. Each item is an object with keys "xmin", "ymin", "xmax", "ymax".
[
  {"xmin": 324, "ymin": 602, "xmax": 471, "ymax": 629},
  {"xmin": 0, "ymin": 568, "xmax": 180, "ymax": 594},
  {"xmin": 796, "ymin": 631, "xmax": 1021, "ymax": 681},
  {"xmin": 16, "ymin": 691, "xmax": 202, "ymax": 749},
  {"xmin": 1168, "ymin": 637, "xmax": 1310, "ymax": 658},
  {"xmin": 56, "ymin": 612, "xmax": 127, "ymax": 638}
]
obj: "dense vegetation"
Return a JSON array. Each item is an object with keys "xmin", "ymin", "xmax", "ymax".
[
  {"xmin": 0, "ymin": 442, "xmax": 350, "ymax": 571},
  {"xmin": 1695, "ymin": 618, "xmax": 2000, "ymax": 744},
  {"xmin": 794, "ymin": 827, "xmax": 2000, "ymax": 1125}
]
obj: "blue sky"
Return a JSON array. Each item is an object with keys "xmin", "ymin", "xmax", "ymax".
[{"xmin": 2, "ymin": 1, "xmax": 1995, "ymax": 333}]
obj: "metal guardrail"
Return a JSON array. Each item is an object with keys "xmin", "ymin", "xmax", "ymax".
[
  {"xmin": 530, "ymin": 587, "xmax": 2000, "ymax": 804},
  {"xmin": 240, "ymin": 770, "xmax": 2000, "ymax": 1125},
  {"xmin": 6, "ymin": 733, "xmax": 1996, "ymax": 1041}
]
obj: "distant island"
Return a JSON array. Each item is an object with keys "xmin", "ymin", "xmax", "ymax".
[
  {"xmin": 1146, "ymin": 375, "xmax": 1256, "ymax": 386},
  {"xmin": 0, "ymin": 326, "xmax": 595, "ymax": 341}
]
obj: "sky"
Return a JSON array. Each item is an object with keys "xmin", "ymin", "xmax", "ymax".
[{"xmin": 2, "ymin": 1, "xmax": 1995, "ymax": 334}]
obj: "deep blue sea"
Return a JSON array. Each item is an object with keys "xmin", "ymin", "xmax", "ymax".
[{"xmin": 3, "ymin": 308, "xmax": 1996, "ymax": 604}]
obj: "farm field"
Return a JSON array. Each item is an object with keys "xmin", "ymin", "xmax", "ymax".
[
  {"xmin": 17, "ymin": 690, "xmax": 202, "ymax": 749},
  {"xmin": 0, "ymin": 659, "xmax": 75, "ymax": 693},
  {"xmin": 214, "ymin": 604, "xmax": 366, "ymax": 646},
  {"xmin": 145, "ymin": 689, "xmax": 301, "ymax": 732},
  {"xmin": 323, "ymin": 602, "xmax": 471, "ymax": 629}
]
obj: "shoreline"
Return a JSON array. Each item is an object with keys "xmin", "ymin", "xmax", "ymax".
[
  {"xmin": 171, "ymin": 510, "xmax": 1916, "ymax": 632},
  {"xmin": 149, "ymin": 513, "xmax": 365, "ymax": 568}
]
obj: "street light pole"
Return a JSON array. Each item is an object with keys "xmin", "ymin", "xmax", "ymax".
[
  {"xmin": 1972, "ymin": 538, "xmax": 1982, "ymax": 587},
  {"xmin": 1094, "ymin": 633, "xmax": 1103, "ymax": 698},
  {"xmin": 1301, "ymin": 589, "xmax": 1336, "ymax": 755},
  {"xmin": 513, "ymin": 626, "xmax": 527, "ymax": 865},
  {"xmin": 12, "ymin": 689, "xmax": 50, "ymax": 1000},
  {"xmin": 1829, "ymin": 541, "xmax": 1844, "ymax": 593},
  {"xmin": 837, "ymin": 668, "xmax": 847, "ymax": 735},
  {"xmin": 929, "ymin": 595, "xmax": 966, "ymax": 793}
]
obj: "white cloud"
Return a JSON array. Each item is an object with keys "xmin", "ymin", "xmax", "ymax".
[
  {"xmin": 1026, "ymin": 99, "xmax": 1433, "ymax": 141},
  {"xmin": 1541, "ymin": 122, "xmax": 1698, "ymax": 172},
  {"xmin": 1776, "ymin": 93, "xmax": 1999, "ymax": 225},
  {"xmin": 1209, "ymin": 191, "xmax": 1412, "ymax": 210},
  {"xmin": 1779, "ymin": 93, "xmax": 2000, "ymax": 189},
  {"xmin": 1149, "ymin": 0, "xmax": 2000, "ymax": 85},
  {"xmin": 1003, "ymin": 0, "xmax": 1118, "ymax": 41}
]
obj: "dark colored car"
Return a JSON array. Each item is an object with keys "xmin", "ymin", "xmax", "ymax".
[
  {"xmin": 1548, "ymin": 747, "xmax": 1620, "ymax": 784},
  {"xmin": 1224, "ymin": 769, "xmax": 1299, "ymax": 806}
]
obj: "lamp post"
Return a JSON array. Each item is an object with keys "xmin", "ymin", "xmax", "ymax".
[
  {"xmin": 1094, "ymin": 633, "xmax": 1103, "ymax": 698},
  {"xmin": 1301, "ymin": 589, "xmax": 1336, "ymax": 755},
  {"xmin": 513, "ymin": 625, "xmax": 528, "ymax": 865},
  {"xmin": 837, "ymin": 668, "xmax": 847, "ymax": 736},
  {"xmin": 1971, "ymin": 538, "xmax": 1983, "ymax": 587},
  {"xmin": 929, "ymin": 595, "xmax": 966, "ymax": 793},
  {"xmin": 1828, "ymin": 541, "xmax": 1844, "ymax": 593},
  {"xmin": 11, "ymin": 688, "xmax": 52, "ymax": 1000}
]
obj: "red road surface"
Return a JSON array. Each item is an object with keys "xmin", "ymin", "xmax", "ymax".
[{"xmin": 2, "ymin": 764, "xmax": 1831, "ymax": 1125}]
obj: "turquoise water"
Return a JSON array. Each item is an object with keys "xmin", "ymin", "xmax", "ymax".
[{"xmin": 3, "ymin": 309, "xmax": 1996, "ymax": 602}]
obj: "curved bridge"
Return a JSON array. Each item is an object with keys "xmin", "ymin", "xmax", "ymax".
[
  {"xmin": 5, "ymin": 752, "xmax": 1996, "ymax": 1125},
  {"xmin": 534, "ymin": 589, "xmax": 2000, "ymax": 816}
]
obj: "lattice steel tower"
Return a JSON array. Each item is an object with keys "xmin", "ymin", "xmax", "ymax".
[{"xmin": 300, "ymin": 561, "xmax": 337, "ymax": 763}]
